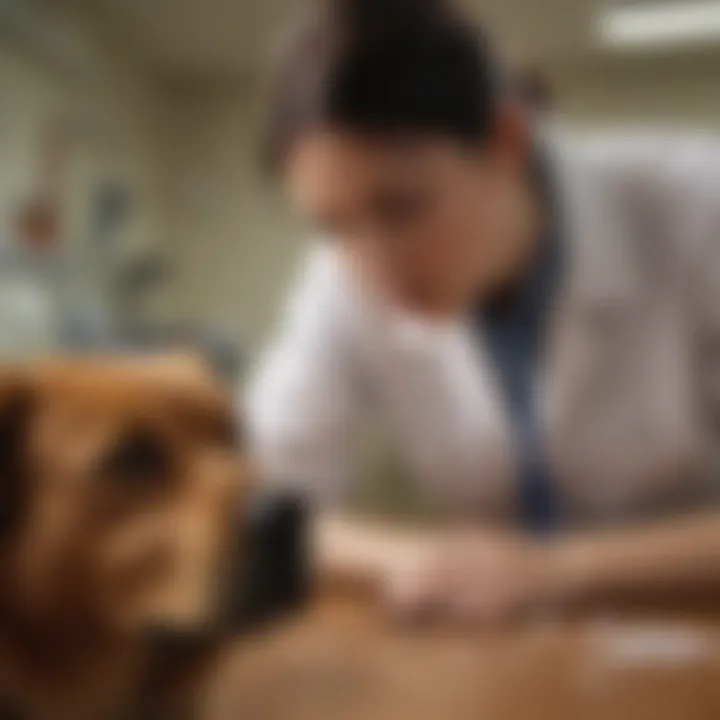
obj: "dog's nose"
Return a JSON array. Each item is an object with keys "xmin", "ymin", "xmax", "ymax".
[
  {"xmin": 147, "ymin": 625, "xmax": 215, "ymax": 659},
  {"xmin": 228, "ymin": 489, "xmax": 310, "ymax": 632}
]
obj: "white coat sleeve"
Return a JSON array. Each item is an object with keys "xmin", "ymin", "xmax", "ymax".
[{"xmin": 245, "ymin": 248, "xmax": 367, "ymax": 506}]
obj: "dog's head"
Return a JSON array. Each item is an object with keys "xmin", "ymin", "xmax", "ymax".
[{"xmin": 0, "ymin": 356, "xmax": 248, "ymax": 641}]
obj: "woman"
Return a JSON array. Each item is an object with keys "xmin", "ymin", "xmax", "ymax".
[{"xmin": 249, "ymin": 0, "xmax": 720, "ymax": 623}]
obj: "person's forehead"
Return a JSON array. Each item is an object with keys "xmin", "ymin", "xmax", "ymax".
[{"xmin": 290, "ymin": 130, "xmax": 466, "ymax": 177}]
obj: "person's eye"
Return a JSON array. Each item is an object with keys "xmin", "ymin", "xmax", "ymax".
[
  {"xmin": 373, "ymin": 188, "xmax": 431, "ymax": 228},
  {"xmin": 98, "ymin": 428, "xmax": 171, "ymax": 486},
  {"xmin": 207, "ymin": 414, "xmax": 240, "ymax": 449}
]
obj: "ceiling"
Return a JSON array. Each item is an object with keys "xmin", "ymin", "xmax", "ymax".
[{"xmin": 75, "ymin": 0, "xmax": 598, "ymax": 77}]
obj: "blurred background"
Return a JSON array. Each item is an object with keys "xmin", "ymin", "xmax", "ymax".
[{"xmin": 2, "ymin": 0, "xmax": 720, "ymax": 374}]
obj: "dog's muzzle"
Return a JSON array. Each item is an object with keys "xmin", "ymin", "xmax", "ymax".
[{"xmin": 149, "ymin": 489, "xmax": 310, "ymax": 658}]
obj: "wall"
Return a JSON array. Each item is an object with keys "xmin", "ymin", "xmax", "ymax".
[
  {"xmin": 0, "ymin": 1, "xmax": 162, "ymax": 259},
  {"xmin": 553, "ymin": 53, "xmax": 720, "ymax": 128},
  {"xmin": 158, "ymin": 80, "xmax": 299, "ymax": 353}
]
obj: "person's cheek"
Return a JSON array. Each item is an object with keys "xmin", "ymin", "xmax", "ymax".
[
  {"xmin": 446, "ymin": 195, "xmax": 498, "ymax": 300},
  {"xmin": 394, "ymin": 230, "xmax": 449, "ymax": 311},
  {"xmin": 416, "ymin": 206, "xmax": 477, "ymax": 312}
]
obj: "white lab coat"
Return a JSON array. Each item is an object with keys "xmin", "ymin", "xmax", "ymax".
[{"xmin": 248, "ymin": 127, "xmax": 720, "ymax": 525}]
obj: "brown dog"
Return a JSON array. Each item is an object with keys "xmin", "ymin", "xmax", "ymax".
[{"xmin": 0, "ymin": 356, "xmax": 248, "ymax": 720}]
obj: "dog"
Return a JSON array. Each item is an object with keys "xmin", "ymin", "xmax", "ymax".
[{"xmin": 0, "ymin": 355, "xmax": 252, "ymax": 720}]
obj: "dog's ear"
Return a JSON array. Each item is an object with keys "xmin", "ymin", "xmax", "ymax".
[{"xmin": 0, "ymin": 372, "xmax": 31, "ymax": 535}]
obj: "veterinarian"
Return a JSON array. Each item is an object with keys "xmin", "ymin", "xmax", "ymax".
[{"xmin": 249, "ymin": 0, "xmax": 720, "ymax": 622}]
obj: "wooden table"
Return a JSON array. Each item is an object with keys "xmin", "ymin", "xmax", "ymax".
[{"xmin": 202, "ymin": 587, "xmax": 720, "ymax": 720}]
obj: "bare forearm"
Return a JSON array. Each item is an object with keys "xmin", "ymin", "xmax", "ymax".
[
  {"xmin": 312, "ymin": 513, "xmax": 433, "ymax": 591},
  {"xmin": 311, "ymin": 511, "xmax": 720, "ymax": 616},
  {"xmin": 550, "ymin": 512, "xmax": 720, "ymax": 605}
]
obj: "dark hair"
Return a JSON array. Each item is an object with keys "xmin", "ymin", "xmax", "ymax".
[{"xmin": 263, "ymin": 0, "xmax": 501, "ymax": 173}]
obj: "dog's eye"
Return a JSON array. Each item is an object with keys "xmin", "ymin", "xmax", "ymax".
[
  {"xmin": 211, "ymin": 415, "xmax": 240, "ymax": 448},
  {"xmin": 100, "ymin": 429, "xmax": 170, "ymax": 485}
]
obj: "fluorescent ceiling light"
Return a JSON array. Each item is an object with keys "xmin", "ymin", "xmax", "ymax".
[{"xmin": 599, "ymin": 1, "xmax": 720, "ymax": 48}]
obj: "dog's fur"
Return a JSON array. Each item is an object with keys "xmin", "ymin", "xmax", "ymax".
[{"xmin": 0, "ymin": 356, "xmax": 247, "ymax": 720}]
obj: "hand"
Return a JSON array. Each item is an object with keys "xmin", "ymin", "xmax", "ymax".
[{"xmin": 383, "ymin": 529, "xmax": 562, "ymax": 627}]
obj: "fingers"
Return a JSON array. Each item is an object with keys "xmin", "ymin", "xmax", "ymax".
[
  {"xmin": 382, "ymin": 548, "xmax": 441, "ymax": 625},
  {"xmin": 380, "ymin": 536, "xmax": 544, "ymax": 629}
]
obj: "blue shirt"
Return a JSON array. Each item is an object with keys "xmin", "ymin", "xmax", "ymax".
[{"xmin": 473, "ymin": 154, "xmax": 564, "ymax": 534}]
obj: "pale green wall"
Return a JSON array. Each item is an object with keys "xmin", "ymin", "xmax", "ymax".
[
  {"xmin": 157, "ymin": 81, "xmax": 301, "ymax": 353},
  {"xmin": 553, "ymin": 54, "xmax": 720, "ymax": 127},
  {"xmin": 0, "ymin": 16, "xmax": 163, "ymax": 256}
]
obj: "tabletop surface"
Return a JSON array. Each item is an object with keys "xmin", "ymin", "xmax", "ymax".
[{"xmin": 203, "ymin": 591, "xmax": 720, "ymax": 720}]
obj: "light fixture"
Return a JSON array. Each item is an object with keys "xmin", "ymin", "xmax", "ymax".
[{"xmin": 599, "ymin": 1, "xmax": 720, "ymax": 48}]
